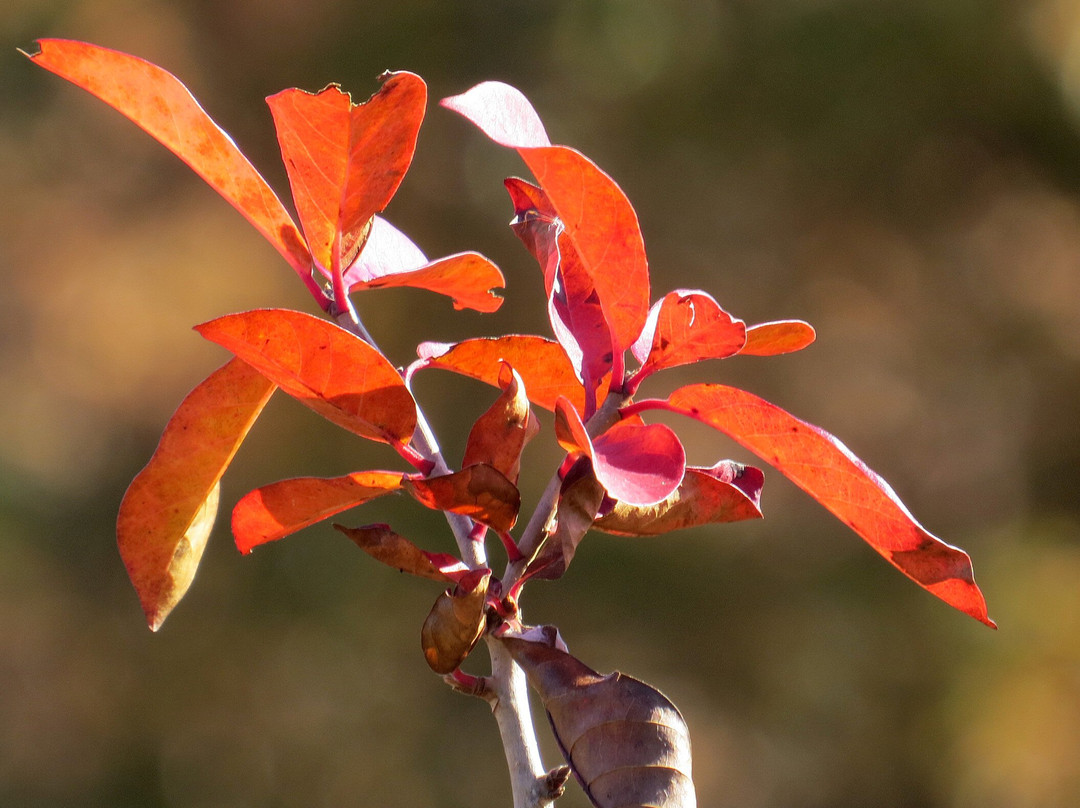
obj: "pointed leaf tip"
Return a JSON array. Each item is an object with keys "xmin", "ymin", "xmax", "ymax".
[{"xmin": 117, "ymin": 358, "xmax": 275, "ymax": 630}]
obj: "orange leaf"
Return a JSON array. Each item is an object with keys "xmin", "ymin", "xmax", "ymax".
[
  {"xmin": 631, "ymin": 290, "xmax": 747, "ymax": 382},
  {"xmin": 666, "ymin": 383, "xmax": 995, "ymax": 627},
  {"xmin": 351, "ymin": 250, "xmax": 505, "ymax": 313},
  {"xmin": 116, "ymin": 358, "xmax": 276, "ymax": 630},
  {"xmin": 26, "ymin": 39, "xmax": 312, "ymax": 280},
  {"xmin": 403, "ymin": 465, "xmax": 521, "ymax": 533},
  {"xmin": 232, "ymin": 471, "xmax": 403, "ymax": 553},
  {"xmin": 421, "ymin": 569, "xmax": 491, "ymax": 674},
  {"xmin": 462, "ymin": 364, "xmax": 538, "ymax": 484},
  {"xmin": 334, "ymin": 523, "xmax": 471, "ymax": 583},
  {"xmin": 195, "ymin": 309, "xmax": 416, "ymax": 447},
  {"xmin": 266, "ymin": 73, "xmax": 426, "ymax": 273},
  {"xmin": 417, "ymin": 336, "xmax": 585, "ymax": 413},
  {"xmin": 740, "ymin": 320, "xmax": 816, "ymax": 356}
]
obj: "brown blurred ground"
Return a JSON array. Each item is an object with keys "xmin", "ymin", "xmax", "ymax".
[{"xmin": 3, "ymin": 1, "xmax": 1080, "ymax": 806}]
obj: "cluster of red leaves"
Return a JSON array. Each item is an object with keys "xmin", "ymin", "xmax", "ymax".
[{"xmin": 27, "ymin": 40, "xmax": 994, "ymax": 641}]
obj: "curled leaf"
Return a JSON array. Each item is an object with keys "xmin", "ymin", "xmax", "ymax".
[
  {"xmin": 334, "ymin": 523, "xmax": 471, "ymax": 583},
  {"xmin": 116, "ymin": 358, "xmax": 276, "ymax": 630},
  {"xmin": 594, "ymin": 461, "xmax": 764, "ymax": 537},
  {"xmin": 462, "ymin": 364, "xmax": 539, "ymax": 484},
  {"xmin": 403, "ymin": 464, "xmax": 520, "ymax": 532},
  {"xmin": 421, "ymin": 569, "xmax": 491, "ymax": 674},
  {"xmin": 501, "ymin": 629, "xmax": 696, "ymax": 808},
  {"xmin": 195, "ymin": 308, "xmax": 416, "ymax": 448},
  {"xmin": 232, "ymin": 471, "xmax": 403, "ymax": 553},
  {"xmin": 554, "ymin": 399, "xmax": 686, "ymax": 507},
  {"xmin": 526, "ymin": 461, "xmax": 606, "ymax": 581}
]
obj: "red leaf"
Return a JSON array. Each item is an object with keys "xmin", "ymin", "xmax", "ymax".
[
  {"xmin": 417, "ymin": 336, "xmax": 585, "ymax": 413},
  {"xmin": 403, "ymin": 465, "xmax": 521, "ymax": 532},
  {"xmin": 116, "ymin": 358, "xmax": 276, "ymax": 630},
  {"xmin": 267, "ymin": 73, "xmax": 426, "ymax": 273},
  {"xmin": 462, "ymin": 364, "xmax": 539, "ymax": 484},
  {"xmin": 232, "ymin": 471, "xmax": 403, "ymax": 553},
  {"xmin": 665, "ymin": 384, "xmax": 995, "ymax": 627},
  {"xmin": 594, "ymin": 461, "xmax": 764, "ymax": 537},
  {"xmin": 740, "ymin": 320, "xmax": 817, "ymax": 356},
  {"xmin": 195, "ymin": 309, "xmax": 416, "ymax": 448},
  {"xmin": 630, "ymin": 290, "xmax": 747, "ymax": 384},
  {"xmin": 554, "ymin": 399, "xmax": 686, "ymax": 507},
  {"xmin": 443, "ymin": 83, "xmax": 650, "ymax": 362},
  {"xmin": 334, "ymin": 523, "xmax": 471, "ymax": 583},
  {"xmin": 26, "ymin": 39, "xmax": 312, "ymax": 281},
  {"xmin": 506, "ymin": 178, "xmax": 613, "ymax": 413}
]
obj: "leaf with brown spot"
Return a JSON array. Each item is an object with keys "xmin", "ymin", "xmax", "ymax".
[{"xmin": 116, "ymin": 358, "xmax": 276, "ymax": 630}]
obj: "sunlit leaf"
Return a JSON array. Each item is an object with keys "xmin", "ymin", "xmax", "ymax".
[
  {"xmin": 630, "ymin": 290, "xmax": 747, "ymax": 384},
  {"xmin": 116, "ymin": 358, "xmax": 276, "ymax": 630},
  {"xmin": 665, "ymin": 384, "xmax": 995, "ymax": 627},
  {"xmin": 26, "ymin": 39, "xmax": 312, "ymax": 280},
  {"xmin": 403, "ymin": 465, "xmax": 520, "ymax": 532},
  {"xmin": 232, "ymin": 471, "xmax": 403, "ymax": 553},
  {"xmin": 417, "ymin": 336, "xmax": 585, "ymax": 413},
  {"xmin": 355, "ymin": 252, "xmax": 505, "ymax": 313},
  {"xmin": 443, "ymin": 83, "xmax": 650, "ymax": 362},
  {"xmin": 554, "ymin": 399, "xmax": 685, "ymax": 507},
  {"xmin": 594, "ymin": 461, "xmax": 764, "ymax": 537},
  {"xmin": 195, "ymin": 308, "xmax": 416, "ymax": 448},
  {"xmin": 740, "ymin": 320, "xmax": 816, "ymax": 356},
  {"xmin": 334, "ymin": 523, "xmax": 471, "ymax": 583},
  {"xmin": 501, "ymin": 628, "xmax": 696, "ymax": 808},
  {"xmin": 421, "ymin": 569, "xmax": 491, "ymax": 674},
  {"xmin": 267, "ymin": 73, "xmax": 425, "ymax": 272},
  {"xmin": 462, "ymin": 364, "xmax": 538, "ymax": 484}
]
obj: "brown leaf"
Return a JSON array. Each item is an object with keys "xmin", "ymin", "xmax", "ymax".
[
  {"xmin": 526, "ymin": 463, "xmax": 606, "ymax": 580},
  {"xmin": 594, "ymin": 461, "xmax": 764, "ymax": 537},
  {"xmin": 462, "ymin": 364, "xmax": 538, "ymax": 484},
  {"xmin": 334, "ymin": 523, "xmax": 470, "ymax": 583},
  {"xmin": 421, "ymin": 569, "xmax": 491, "ymax": 674},
  {"xmin": 403, "ymin": 464, "xmax": 521, "ymax": 532},
  {"xmin": 501, "ymin": 629, "xmax": 696, "ymax": 808}
]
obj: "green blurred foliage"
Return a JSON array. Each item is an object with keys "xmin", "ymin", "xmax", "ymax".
[{"xmin": 3, "ymin": 1, "xmax": 1080, "ymax": 806}]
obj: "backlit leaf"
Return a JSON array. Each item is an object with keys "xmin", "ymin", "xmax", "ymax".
[
  {"xmin": 421, "ymin": 569, "xmax": 491, "ymax": 674},
  {"xmin": 501, "ymin": 629, "xmax": 696, "ymax": 808},
  {"xmin": 353, "ymin": 252, "xmax": 505, "ymax": 313},
  {"xmin": 462, "ymin": 364, "xmax": 538, "ymax": 484},
  {"xmin": 334, "ymin": 523, "xmax": 471, "ymax": 583},
  {"xmin": 443, "ymin": 83, "xmax": 650, "ymax": 362},
  {"xmin": 666, "ymin": 384, "xmax": 995, "ymax": 627},
  {"xmin": 554, "ymin": 399, "xmax": 686, "ymax": 507},
  {"xmin": 195, "ymin": 309, "xmax": 416, "ymax": 448},
  {"xmin": 403, "ymin": 465, "xmax": 521, "ymax": 532},
  {"xmin": 631, "ymin": 290, "xmax": 746, "ymax": 383},
  {"xmin": 740, "ymin": 320, "xmax": 816, "ymax": 356},
  {"xmin": 594, "ymin": 461, "xmax": 764, "ymax": 537},
  {"xmin": 116, "ymin": 358, "xmax": 276, "ymax": 630},
  {"xmin": 267, "ymin": 73, "xmax": 425, "ymax": 272},
  {"xmin": 26, "ymin": 39, "xmax": 312, "ymax": 280},
  {"xmin": 417, "ymin": 336, "xmax": 585, "ymax": 413},
  {"xmin": 232, "ymin": 471, "xmax": 403, "ymax": 553}
]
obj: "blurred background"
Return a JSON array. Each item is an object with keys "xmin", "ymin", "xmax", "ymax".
[{"xmin": 3, "ymin": 1, "xmax": 1080, "ymax": 806}]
